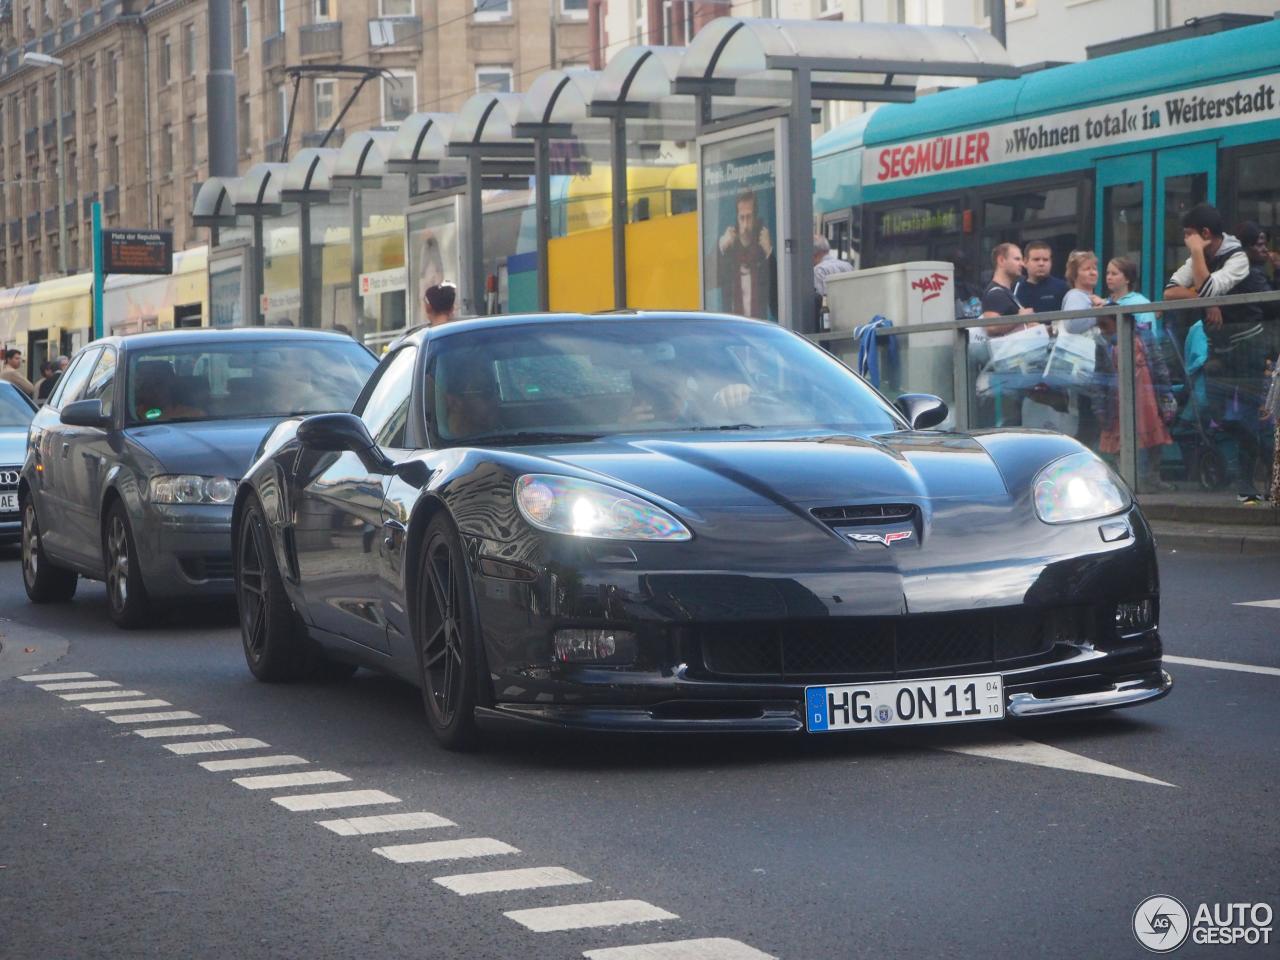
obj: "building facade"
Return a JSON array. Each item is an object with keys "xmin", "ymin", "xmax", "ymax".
[{"xmin": 0, "ymin": 0, "xmax": 589, "ymax": 286}]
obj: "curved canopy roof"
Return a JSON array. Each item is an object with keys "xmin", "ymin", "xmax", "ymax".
[
  {"xmin": 279, "ymin": 148, "xmax": 340, "ymax": 203},
  {"xmin": 448, "ymin": 92, "xmax": 532, "ymax": 157},
  {"xmin": 675, "ymin": 18, "xmax": 1015, "ymax": 101},
  {"xmin": 332, "ymin": 130, "xmax": 397, "ymax": 187},
  {"xmin": 192, "ymin": 176, "xmax": 239, "ymax": 228},
  {"xmin": 515, "ymin": 69, "xmax": 603, "ymax": 135},
  {"xmin": 233, "ymin": 163, "xmax": 289, "ymax": 216},
  {"xmin": 591, "ymin": 46, "xmax": 685, "ymax": 116},
  {"xmin": 387, "ymin": 112, "xmax": 459, "ymax": 173}
]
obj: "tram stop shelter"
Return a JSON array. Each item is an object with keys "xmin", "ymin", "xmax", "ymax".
[{"xmin": 675, "ymin": 18, "xmax": 1016, "ymax": 333}]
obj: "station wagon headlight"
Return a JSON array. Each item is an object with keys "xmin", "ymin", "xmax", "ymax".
[
  {"xmin": 149, "ymin": 474, "xmax": 237, "ymax": 505},
  {"xmin": 1033, "ymin": 453, "xmax": 1129, "ymax": 524},
  {"xmin": 515, "ymin": 474, "xmax": 691, "ymax": 541}
]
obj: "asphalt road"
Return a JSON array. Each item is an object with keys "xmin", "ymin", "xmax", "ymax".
[{"xmin": 1, "ymin": 543, "xmax": 1277, "ymax": 959}]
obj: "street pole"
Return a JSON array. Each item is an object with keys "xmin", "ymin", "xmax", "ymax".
[
  {"xmin": 207, "ymin": 0, "xmax": 238, "ymax": 177},
  {"xmin": 91, "ymin": 201, "xmax": 104, "ymax": 340},
  {"xmin": 54, "ymin": 64, "xmax": 67, "ymax": 275}
]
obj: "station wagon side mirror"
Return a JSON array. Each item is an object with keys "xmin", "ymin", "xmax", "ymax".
[
  {"xmin": 297, "ymin": 413, "xmax": 395, "ymax": 474},
  {"xmin": 894, "ymin": 393, "xmax": 948, "ymax": 430},
  {"xmin": 59, "ymin": 399, "xmax": 112, "ymax": 429}
]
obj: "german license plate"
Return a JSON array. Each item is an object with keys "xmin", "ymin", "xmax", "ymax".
[
  {"xmin": 805, "ymin": 673, "xmax": 1004, "ymax": 732},
  {"xmin": 0, "ymin": 492, "xmax": 17, "ymax": 513}
]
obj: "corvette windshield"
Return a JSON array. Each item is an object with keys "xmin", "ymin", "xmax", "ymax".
[
  {"xmin": 125, "ymin": 339, "xmax": 376, "ymax": 426},
  {"xmin": 429, "ymin": 318, "xmax": 903, "ymax": 444}
]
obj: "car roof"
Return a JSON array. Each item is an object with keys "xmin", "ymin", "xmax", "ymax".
[
  {"xmin": 392, "ymin": 311, "xmax": 770, "ymax": 350},
  {"xmin": 92, "ymin": 327, "xmax": 361, "ymax": 353}
]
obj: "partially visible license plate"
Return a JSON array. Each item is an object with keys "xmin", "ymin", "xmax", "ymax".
[
  {"xmin": 805, "ymin": 673, "xmax": 1004, "ymax": 733},
  {"xmin": 0, "ymin": 491, "xmax": 17, "ymax": 513}
]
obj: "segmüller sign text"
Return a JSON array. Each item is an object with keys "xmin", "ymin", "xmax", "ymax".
[{"xmin": 102, "ymin": 229, "xmax": 174, "ymax": 275}]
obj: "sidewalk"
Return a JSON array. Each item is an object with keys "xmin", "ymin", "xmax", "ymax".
[{"xmin": 1138, "ymin": 491, "xmax": 1280, "ymax": 554}]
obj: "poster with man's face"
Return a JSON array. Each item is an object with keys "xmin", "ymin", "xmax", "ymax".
[
  {"xmin": 701, "ymin": 127, "xmax": 780, "ymax": 322},
  {"xmin": 408, "ymin": 200, "xmax": 461, "ymax": 327}
]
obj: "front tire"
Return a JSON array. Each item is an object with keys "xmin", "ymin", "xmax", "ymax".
[
  {"xmin": 21, "ymin": 498, "xmax": 77, "ymax": 603},
  {"xmin": 235, "ymin": 497, "xmax": 310, "ymax": 682},
  {"xmin": 103, "ymin": 502, "xmax": 151, "ymax": 628},
  {"xmin": 416, "ymin": 515, "xmax": 481, "ymax": 751}
]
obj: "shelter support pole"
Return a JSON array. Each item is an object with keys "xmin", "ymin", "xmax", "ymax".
[
  {"xmin": 467, "ymin": 155, "xmax": 486, "ymax": 315},
  {"xmin": 350, "ymin": 189, "xmax": 364, "ymax": 339},
  {"xmin": 534, "ymin": 136, "xmax": 551, "ymax": 312},
  {"xmin": 609, "ymin": 111, "xmax": 628, "ymax": 309},
  {"xmin": 788, "ymin": 68, "xmax": 816, "ymax": 334},
  {"xmin": 299, "ymin": 204, "xmax": 314, "ymax": 327},
  {"xmin": 952, "ymin": 327, "xmax": 971, "ymax": 431},
  {"xmin": 1117, "ymin": 311, "xmax": 1138, "ymax": 488},
  {"xmin": 252, "ymin": 215, "xmax": 264, "ymax": 325}
]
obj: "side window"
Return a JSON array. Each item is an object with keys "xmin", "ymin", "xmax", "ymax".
[
  {"xmin": 83, "ymin": 348, "xmax": 118, "ymax": 418},
  {"xmin": 48, "ymin": 348, "xmax": 100, "ymax": 410},
  {"xmin": 356, "ymin": 346, "xmax": 418, "ymax": 448}
]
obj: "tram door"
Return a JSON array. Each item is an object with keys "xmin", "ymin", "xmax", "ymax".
[{"xmin": 1095, "ymin": 143, "xmax": 1216, "ymax": 297}]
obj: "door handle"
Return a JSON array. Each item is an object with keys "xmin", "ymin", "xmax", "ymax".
[
  {"xmin": 61, "ymin": 442, "xmax": 70, "ymax": 458},
  {"xmin": 382, "ymin": 517, "xmax": 406, "ymax": 549}
]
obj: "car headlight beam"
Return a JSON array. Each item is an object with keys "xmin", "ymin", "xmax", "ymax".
[
  {"xmin": 1033, "ymin": 452, "xmax": 1130, "ymax": 524},
  {"xmin": 149, "ymin": 474, "xmax": 237, "ymax": 505},
  {"xmin": 515, "ymin": 474, "xmax": 691, "ymax": 541}
]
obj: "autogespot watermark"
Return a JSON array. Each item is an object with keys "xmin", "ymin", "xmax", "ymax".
[{"xmin": 1133, "ymin": 896, "xmax": 1273, "ymax": 952}]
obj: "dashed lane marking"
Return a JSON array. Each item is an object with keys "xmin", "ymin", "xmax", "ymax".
[
  {"xmin": 58, "ymin": 690, "xmax": 150, "ymax": 701},
  {"xmin": 37, "ymin": 680, "xmax": 120, "ymax": 691},
  {"xmin": 373, "ymin": 838, "xmax": 519, "ymax": 865},
  {"xmin": 1234, "ymin": 598, "xmax": 1280, "ymax": 609},
  {"xmin": 506, "ymin": 900, "xmax": 678, "ymax": 933},
  {"xmin": 134, "ymin": 724, "xmax": 233, "ymax": 738},
  {"xmin": 435, "ymin": 866, "xmax": 590, "ymax": 896},
  {"xmin": 272, "ymin": 790, "xmax": 400, "ymax": 812},
  {"xmin": 165, "ymin": 739, "xmax": 272, "ymax": 756},
  {"xmin": 937, "ymin": 737, "xmax": 1175, "ymax": 787},
  {"xmin": 199, "ymin": 756, "xmax": 309, "ymax": 772},
  {"xmin": 81, "ymin": 699, "xmax": 171, "ymax": 713},
  {"xmin": 233, "ymin": 770, "xmax": 350, "ymax": 791},
  {"xmin": 1164, "ymin": 654, "xmax": 1280, "ymax": 677},
  {"xmin": 106, "ymin": 711, "xmax": 201, "ymax": 724},
  {"xmin": 584, "ymin": 939, "xmax": 778, "ymax": 960},
  {"xmin": 18, "ymin": 672, "xmax": 98, "ymax": 682},
  {"xmin": 317, "ymin": 812, "xmax": 456, "ymax": 836}
]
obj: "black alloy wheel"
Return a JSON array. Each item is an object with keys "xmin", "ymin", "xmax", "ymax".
[
  {"xmin": 235, "ymin": 498, "xmax": 310, "ymax": 682},
  {"xmin": 21, "ymin": 498, "xmax": 77, "ymax": 603},
  {"xmin": 103, "ymin": 501, "xmax": 151, "ymax": 628},
  {"xmin": 417, "ymin": 514, "xmax": 480, "ymax": 750}
]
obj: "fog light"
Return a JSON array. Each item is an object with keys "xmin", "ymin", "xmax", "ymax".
[
  {"xmin": 553, "ymin": 628, "xmax": 637, "ymax": 664},
  {"xmin": 1115, "ymin": 599, "xmax": 1155, "ymax": 633}
]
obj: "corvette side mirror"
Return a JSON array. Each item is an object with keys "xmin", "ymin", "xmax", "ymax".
[
  {"xmin": 297, "ymin": 413, "xmax": 394, "ymax": 474},
  {"xmin": 895, "ymin": 393, "xmax": 948, "ymax": 430},
  {"xmin": 60, "ymin": 399, "xmax": 112, "ymax": 429}
]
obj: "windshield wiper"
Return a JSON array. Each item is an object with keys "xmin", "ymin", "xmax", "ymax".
[{"xmin": 462, "ymin": 430, "xmax": 603, "ymax": 445}]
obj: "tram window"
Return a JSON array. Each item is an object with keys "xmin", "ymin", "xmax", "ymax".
[
  {"xmin": 983, "ymin": 185, "xmax": 1077, "ymax": 226},
  {"xmin": 1104, "ymin": 182, "xmax": 1145, "ymax": 287},
  {"xmin": 872, "ymin": 200, "xmax": 962, "ymax": 266},
  {"xmin": 1233, "ymin": 150, "xmax": 1280, "ymax": 233},
  {"xmin": 1162, "ymin": 172, "xmax": 1207, "ymax": 284}
]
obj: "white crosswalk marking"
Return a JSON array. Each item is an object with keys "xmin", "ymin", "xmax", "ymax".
[
  {"xmin": 584, "ymin": 939, "xmax": 777, "ymax": 960},
  {"xmin": 58, "ymin": 690, "xmax": 150, "ymax": 701},
  {"xmin": 106, "ymin": 711, "xmax": 201, "ymax": 724},
  {"xmin": 19, "ymin": 672, "xmax": 98, "ymax": 682},
  {"xmin": 233, "ymin": 771, "xmax": 350, "ymax": 790},
  {"xmin": 198, "ymin": 755, "xmax": 308, "ymax": 772},
  {"xmin": 81, "ymin": 699, "xmax": 171, "ymax": 713},
  {"xmin": 1164, "ymin": 654, "xmax": 1280, "ymax": 677},
  {"xmin": 505, "ymin": 900, "xmax": 677, "ymax": 933},
  {"xmin": 1234, "ymin": 598, "xmax": 1280, "ymax": 609},
  {"xmin": 316, "ymin": 812, "xmax": 455, "ymax": 836},
  {"xmin": 134, "ymin": 725, "xmax": 233, "ymax": 738},
  {"xmin": 937, "ymin": 737, "xmax": 1174, "ymax": 787},
  {"xmin": 37, "ymin": 680, "xmax": 120, "ymax": 691},
  {"xmin": 372, "ymin": 838, "xmax": 518, "ymax": 865},
  {"xmin": 435, "ymin": 866, "xmax": 589, "ymax": 896},
  {"xmin": 164, "ymin": 739, "xmax": 271, "ymax": 756},
  {"xmin": 272, "ymin": 790, "xmax": 399, "ymax": 812}
]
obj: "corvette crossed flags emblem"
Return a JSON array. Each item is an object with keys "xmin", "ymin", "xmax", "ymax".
[{"xmin": 847, "ymin": 530, "xmax": 913, "ymax": 547}]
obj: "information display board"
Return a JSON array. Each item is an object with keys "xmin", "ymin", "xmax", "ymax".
[{"xmin": 102, "ymin": 229, "xmax": 174, "ymax": 275}]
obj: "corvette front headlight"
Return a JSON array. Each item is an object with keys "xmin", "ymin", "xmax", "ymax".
[
  {"xmin": 515, "ymin": 474, "xmax": 691, "ymax": 541},
  {"xmin": 1033, "ymin": 452, "xmax": 1130, "ymax": 524},
  {"xmin": 149, "ymin": 474, "xmax": 237, "ymax": 505}
]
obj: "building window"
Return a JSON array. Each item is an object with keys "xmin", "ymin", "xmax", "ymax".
[
  {"xmin": 380, "ymin": 0, "xmax": 413, "ymax": 14},
  {"xmin": 561, "ymin": 0, "xmax": 587, "ymax": 17},
  {"xmin": 314, "ymin": 79, "xmax": 335, "ymax": 129},
  {"xmin": 67, "ymin": 151, "xmax": 76, "ymax": 194},
  {"xmin": 475, "ymin": 66, "xmax": 512, "ymax": 94},
  {"xmin": 474, "ymin": 0, "xmax": 510, "ymax": 20},
  {"xmin": 237, "ymin": 0, "xmax": 250, "ymax": 51},
  {"xmin": 44, "ymin": 78, "xmax": 55, "ymax": 117},
  {"xmin": 184, "ymin": 115, "xmax": 196, "ymax": 169},
  {"xmin": 238, "ymin": 96, "xmax": 251, "ymax": 154},
  {"xmin": 380, "ymin": 71, "xmax": 415, "ymax": 125},
  {"xmin": 276, "ymin": 0, "xmax": 286, "ymax": 33},
  {"xmin": 183, "ymin": 22, "xmax": 197, "ymax": 76},
  {"xmin": 87, "ymin": 146, "xmax": 97, "ymax": 187},
  {"xmin": 160, "ymin": 125, "xmax": 173, "ymax": 175},
  {"xmin": 314, "ymin": 0, "xmax": 334, "ymax": 20},
  {"xmin": 159, "ymin": 33, "xmax": 172, "ymax": 85},
  {"xmin": 106, "ymin": 49, "xmax": 118, "ymax": 99},
  {"xmin": 82, "ymin": 59, "xmax": 96, "ymax": 109},
  {"xmin": 107, "ymin": 137, "xmax": 118, "ymax": 182},
  {"xmin": 274, "ymin": 85, "xmax": 288, "ymax": 138},
  {"xmin": 819, "ymin": 0, "xmax": 842, "ymax": 13}
]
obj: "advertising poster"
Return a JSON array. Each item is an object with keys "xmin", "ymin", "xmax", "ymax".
[
  {"xmin": 407, "ymin": 199, "xmax": 462, "ymax": 327},
  {"xmin": 700, "ymin": 126, "xmax": 780, "ymax": 322}
]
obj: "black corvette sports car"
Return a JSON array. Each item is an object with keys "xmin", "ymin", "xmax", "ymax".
[{"xmin": 233, "ymin": 312, "xmax": 1171, "ymax": 748}]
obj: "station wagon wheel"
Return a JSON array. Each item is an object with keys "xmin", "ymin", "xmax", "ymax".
[
  {"xmin": 235, "ymin": 498, "xmax": 309, "ymax": 682},
  {"xmin": 417, "ymin": 514, "xmax": 479, "ymax": 750},
  {"xmin": 103, "ymin": 501, "xmax": 151, "ymax": 629},
  {"xmin": 21, "ymin": 498, "xmax": 77, "ymax": 603}
]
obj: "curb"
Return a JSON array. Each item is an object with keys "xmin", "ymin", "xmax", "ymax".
[
  {"xmin": 1151, "ymin": 524, "xmax": 1280, "ymax": 556},
  {"xmin": 0, "ymin": 619, "xmax": 72, "ymax": 680}
]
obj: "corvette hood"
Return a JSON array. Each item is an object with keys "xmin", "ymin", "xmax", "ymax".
[
  {"xmin": 125, "ymin": 418, "xmax": 280, "ymax": 479},
  {"xmin": 538, "ymin": 432, "xmax": 1009, "ymax": 509}
]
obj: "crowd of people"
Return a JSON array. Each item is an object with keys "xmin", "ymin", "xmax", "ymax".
[
  {"xmin": 1, "ymin": 349, "xmax": 70, "ymax": 404},
  {"xmin": 971, "ymin": 204, "xmax": 1279, "ymax": 502}
]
